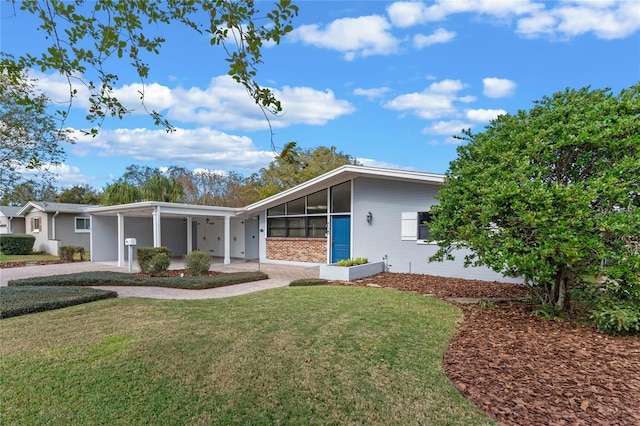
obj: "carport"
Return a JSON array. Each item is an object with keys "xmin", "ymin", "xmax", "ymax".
[{"xmin": 87, "ymin": 202, "xmax": 245, "ymax": 266}]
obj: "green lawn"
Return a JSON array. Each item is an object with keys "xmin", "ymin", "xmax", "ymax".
[
  {"xmin": 0, "ymin": 253, "xmax": 60, "ymax": 263},
  {"xmin": 0, "ymin": 286, "xmax": 493, "ymax": 425},
  {"xmin": 0, "ymin": 252, "xmax": 89, "ymax": 263}
]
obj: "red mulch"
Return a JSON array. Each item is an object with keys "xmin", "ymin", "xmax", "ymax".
[
  {"xmin": 0, "ymin": 260, "xmax": 73, "ymax": 268},
  {"xmin": 331, "ymin": 273, "xmax": 640, "ymax": 426}
]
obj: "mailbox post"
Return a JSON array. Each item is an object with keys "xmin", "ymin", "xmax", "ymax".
[{"xmin": 124, "ymin": 238, "xmax": 137, "ymax": 273}]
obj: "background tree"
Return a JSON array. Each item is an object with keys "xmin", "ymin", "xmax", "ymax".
[
  {"xmin": 4, "ymin": 0, "xmax": 298, "ymax": 136},
  {"xmin": 117, "ymin": 165, "xmax": 162, "ymax": 187},
  {"xmin": 101, "ymin": 182, "xmax": 141, "ymax": 206},
  {"xmin": 429, "ymin": 84, "xmax": 640, "ymax": 313},
  {"xmin": 0, "ymin": 68, "xmax": 71, "ymax": 200},
  {"xmin": 257, "ymin": 145, "xmax": 360, "ymax": 199},
  {"xmin": 187, "ymin": 170, "xmax": 259, "ymax": 207},
  {"xmin": 140, "ymin": 175, "xmax": 184, "ymax": 203},
  {"xmin": 57, "ymin": 184, "xmax": 100, "ymax": 204},
  {"xmin": 0, "ymin": 180, "xmax": 58, "ymax": 206}
]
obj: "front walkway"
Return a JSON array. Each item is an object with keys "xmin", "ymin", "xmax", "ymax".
[{"xmin": 0, "ymin": 260, "xmax": 320, "ymax": 300}]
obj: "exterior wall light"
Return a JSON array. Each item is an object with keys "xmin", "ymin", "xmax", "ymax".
[{"xmin": 366, "ymin": 211, "xmax": 373, "ymax": 224}]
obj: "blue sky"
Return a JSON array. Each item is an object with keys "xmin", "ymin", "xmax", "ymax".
[{"xmin": 2, "ymin": 0, "xmax": 639, "ymax": 190}]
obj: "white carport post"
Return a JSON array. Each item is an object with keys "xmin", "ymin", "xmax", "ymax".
[
  {"xmin": 152, "ymin": 206, "xmax": 161, "ymax": 247},
  {"xmin": 117, "ymin": 212, "xmax": 125, "ymax": 267},
  {"xmin": 186, "ymin": 216, "xmax": 193, "ymax": 253},
  {"xmin": 224, "ymin": 215, "xmax": 231, "ymax": 264}
]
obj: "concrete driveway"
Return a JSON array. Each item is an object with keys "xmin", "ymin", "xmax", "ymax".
[{"xmin": 0, "ymin": 261, "xmax": 320, "ymax": 300}]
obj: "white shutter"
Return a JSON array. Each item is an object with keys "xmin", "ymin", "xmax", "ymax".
[{"xmin": 401, "ymin": 212, "xmax": 417, "ymax": 240}]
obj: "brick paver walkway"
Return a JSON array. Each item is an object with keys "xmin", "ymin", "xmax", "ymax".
[{"xmin": 0, "ymin": 260, "xmax": 320, "ymax": 299}]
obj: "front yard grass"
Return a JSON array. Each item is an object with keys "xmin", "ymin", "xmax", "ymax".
[
  {"xmin": 0, "ymin": 286, "xmax": 493, "ymax": 425},
  {"xmin": 0, "ymin": 252, "xmax": 88, "ymax": 264},
  {"xmin": 0, "ymin": 286, "xmax": 117, "ymax": 319}
]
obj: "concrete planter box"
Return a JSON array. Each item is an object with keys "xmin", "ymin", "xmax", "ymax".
[{"xmin": 319, "ymin": 261, "xmax": 385, "ymax": 281}]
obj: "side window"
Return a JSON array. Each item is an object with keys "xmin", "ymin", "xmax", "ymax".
[
  {"xmin": 402, "ymin": 211, "xmax": 433, "ymax": 241},
  {"xmin": 75, "ymin": 217, "xmax": 91, "ymax": 232},
  {"xmin": 31, "ymin": 216, "xmax": 42, "ymax": 232},
  {"xmin": 418, "ymin": 212, "xmax": 432, "ymax": 240}
]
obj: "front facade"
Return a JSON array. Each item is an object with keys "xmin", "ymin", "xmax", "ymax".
[
  {"xmin": 17, "ymin": 202, "xmax": 92, "ymax": 255},
  {"xmin": 88, "ymin": 166, "xmax": 518, "ymax": 282},
  {"xmin": 0, "ymin": 206, "xmax": 25, "ymax": 234}
]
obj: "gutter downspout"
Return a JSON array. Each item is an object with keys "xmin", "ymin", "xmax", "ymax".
[{"xmin": 52, "ymin": 211, "xmax": 60, "ymax": 240}]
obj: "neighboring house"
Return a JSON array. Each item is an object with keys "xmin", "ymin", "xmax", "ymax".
[
  {"xmin": 89, "ymin": 165, "xmax": 518, "ymax": 282},
  {"xmin": 18, "ymin": 202, "xmax": 94, "ymax": 255},
  {"xmin": 0, "ymin": 206, "xmax": 26, "ymax": 234}
]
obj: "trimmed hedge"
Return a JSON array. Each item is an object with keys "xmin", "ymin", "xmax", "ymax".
[
  {"xmin": 0, "ymin": 286, "xmax": 117, "ymax": 319},
  {"xmin": 8, "ymin": 270, "xmax": 269, "ymax": 290},
  {"xmin": 137, "ymin": 247, "xmax": 171, "ymax": 274},
  {"xmin": 0, "ymin": 234, "xmax": 36, "ymax": 255},
  {"xmin": 289, "ymin": 278, "xmax": 329, "ymax": 287}
]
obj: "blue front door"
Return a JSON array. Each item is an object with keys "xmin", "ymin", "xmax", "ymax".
[{"xmin": 331, "ymin": 215, "xmax": 350, "ymax": 263}]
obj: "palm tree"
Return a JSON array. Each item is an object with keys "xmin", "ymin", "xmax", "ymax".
[
  {"xmin": 140, "ymin": 175, "xmax": 184, "ymax": 202},
  {"xmin": 101, "ymin": 182, "xmax": 142, "ymax": 206}
]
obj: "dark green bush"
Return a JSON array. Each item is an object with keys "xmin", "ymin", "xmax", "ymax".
[
  {"xmin": 9, "ymin": 271, "xmax": 269, "ymax": 290},
  {"xmin": 592, "ymin": 303, "xmax": 640, "ymax": 335},
  {"xmin": 0, "ymin": 286, "xmax": 117, "ymax": 319},
  {"xmin": 289, "ymin": 278, "xmax": 329, "ymax": 287},
  {"xmin": 184, "ymin": 250, "xmax": 211, "ymax": 276},
  {"xmin": 137, "ymin": 247, "xmax": 171, "ymax": 274},
  {"xmin": 147, "ymin": 252, "xmax": 170, "ymax": 276},
  {"xmin": 0, "ymin": 234, "xmax": 35, "ymax": 255}
]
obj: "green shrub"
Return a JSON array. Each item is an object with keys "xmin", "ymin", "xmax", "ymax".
[
  {"xmin": 0, "ymin": 286, "xmax": 117, "ymax": 319},
  {"xmin": 137, "ymin": 247, "xmax": 171, "ymax": 274},
  {"xmin": 60, "ymin": 245, "xmax": 76, "ymax": 261},
  {"xmin": 289, "ymin": 278, "xmax": 328, "ymax": 287},
  {"xmin": 184, "ymin": 250, "xmax": 211, "ymax": 276},
  {"xmin": 147, "ymin": 253, "xmax": 170, "ymax": 276},
  {"xmin": 592, "ymin": 303, "xmax": 640, "ymax": 335},
  {"xmin": 337, "ymin": 258, "xmax": 368, "ymax": 267},
  {"xmin": 9, "ymin": 271, "xmax": 269, "ymax": 290},
  {"xmin": 0, "ymin": 234, "xmax": 35, "ymax": 255}
]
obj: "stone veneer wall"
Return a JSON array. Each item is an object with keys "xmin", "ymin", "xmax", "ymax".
[{"xmin": 266, "ymin": 237, "xmax": 327, "ymax": 263}]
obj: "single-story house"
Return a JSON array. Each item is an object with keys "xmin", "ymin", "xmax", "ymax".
[
  {"xmin": 0, "ymin": 206, "xmax": 25, "ymax": 234},
  {"xmin": 18, "ymin": 202, "xmax": 93, "ymax": 255},
  {"xmin": 89, "ymin": 165, "xmax": 517, "ymax": 282}
]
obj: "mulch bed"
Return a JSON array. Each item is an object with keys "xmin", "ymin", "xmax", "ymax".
[
  {"xmin": 330, "ymin": 273, "xmax": 640, "ymax": 426},
  {"xmin": 0, "ymin": 260, "xmax": 73, "ymax": 268}
]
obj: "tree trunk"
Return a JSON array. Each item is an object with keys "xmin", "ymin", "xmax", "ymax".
[{"xmin": 551, "ymin": 272, "xmax": 571, "ymax": 311}]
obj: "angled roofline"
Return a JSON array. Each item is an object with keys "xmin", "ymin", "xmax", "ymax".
[
  {"xmin": 86, "ymin": 200, "xmax": 242, "ymax": 217},
  {"xmin": 241, "ymin": 165, "xmax": 444, "ymax": 216},
  {"xmin": 17, "ymin": 201, "xmax": 94, "ymax": 216}
]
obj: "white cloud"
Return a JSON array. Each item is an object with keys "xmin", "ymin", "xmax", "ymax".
[
  {"xmin": 386, "ymin": 0, "xmax": 639, "ymax": 40},
  {"xmin": 413, "ymin": 28, "xmax": 457, "ymax": 48},
  {"xmin": 71, "ymin": 127, "xmax": 276, "ymax": 171},
  {"xmin": 290, "ymin": 15, "xmax": 400, "ymax": 59},
  {"xmin": 387, "ymin": 1, "xmax": 431, "ymax": 28},
  {"xmin": 384, "ymin": 79, "xmax": 468, "ymax": 120},
  {"xmin": 423, "ymin": 120, "xmax": 471, "ymax": 135},
  {"xmin": 35, "ymin": 73, "xmax": 354, "ymax": 132},
  {"xmin": 357, "ymin": 157, "xmax": 412, "ymax": 170},
  {"xmin": 465, "ymin": 108, "xmax": 507, "ymax": 122},
  {"xmin": 483, "ymin": 77, "xmax": 517, "ymax": 98},
  {"xmin": 518, "ymin": 1, "xmax": 640, "ymax": 39},
  {"xmin": 353, "ymin": 87, "xmax": 392, "ymax": 100},
  {"xmin": 19, "ymin": 162, "xmax": 90, "ymax": 188}
]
